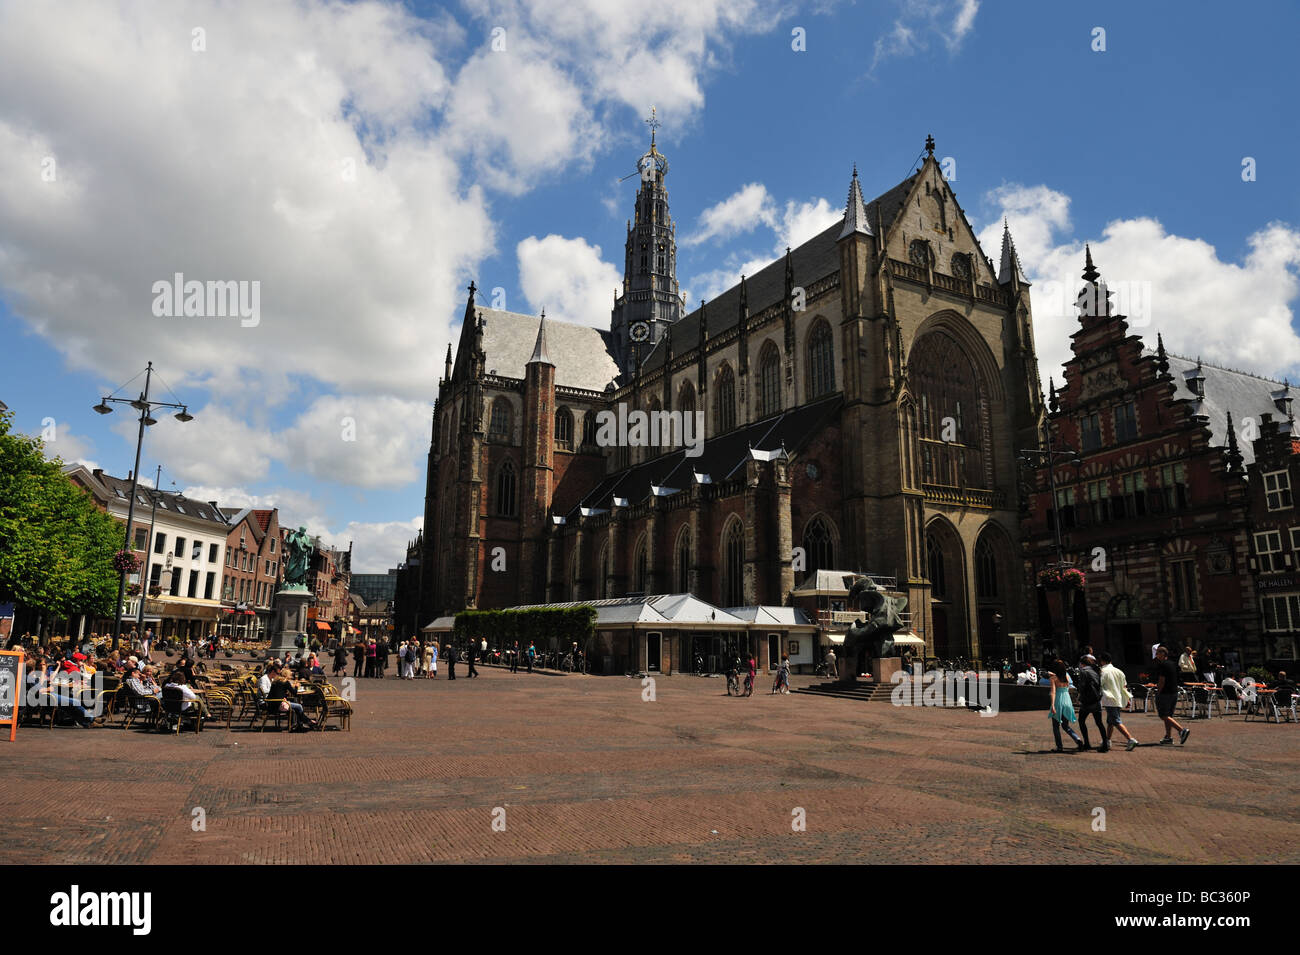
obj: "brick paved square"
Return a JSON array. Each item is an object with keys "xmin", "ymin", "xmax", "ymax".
[{"xmin": 5, "ymin": 668, "xmax": 1298, "ymax": 864}]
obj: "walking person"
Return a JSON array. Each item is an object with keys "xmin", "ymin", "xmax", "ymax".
[
  {"xmin": 1178, "ymin": 646, "xmax": 1197, "ymax": 687},
  {"xmin": 743, "ymin": 654, "xmax": 756, "ymax": 697},
  {"xmin": 333, "ymin": 642, "xmax": 348, "ymax": 677},
  {"xmin": 825, "ymin": 647, "xmax": 838, "ymax": 680},
  {"xmin": 466, "ymin": 639, "xmax": 480, "ymax": 678},
  {"xmin": 428, "ymin": 640, "xmax": 438, "ymax": 679},
  {"xmin": 510, "ymin": 640, "xmax": 520, "ymax": 674},
  {"xmin": 420, "ymin": 640, "xmax": 434, "ymax": 678},
  {"xmin": 364, "ymin": 639, "xmax": 376, "ymax": 678},
  {"xmin": 1155, "ymin": 645, "xmax": 1191, "ymax": 745},
  {"xmin": 1048, "ymin": 660, "xmax": 1086, "ymax": 752},
  {"xmin": 1074, "ymin": 654, "xmax": 1107, "ymax": 751},
  {"xmin": 1097, "ymin": 651, "xmax": 1139, "ymax": 751},
  {"xmin": 352, "ymin": 640, "xmax": 365, "ymax": 678},
  {"xmin": 526, "ymin": 641, "xmax": 536, "ymax": 673},
  {"xmin": 445, "ymin": 643, "xmax": 456, "ymax": 680},
  {"xmin": 376, "ymin": 638, "xmax": 390, "ymax": 679}
]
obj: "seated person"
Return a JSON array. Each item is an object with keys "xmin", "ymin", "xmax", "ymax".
[
  {"xmin": 258, "ymin": 666, "xmax": 275, "ymax": 696},
  {"xmin": 268, "ymin": 672, "xmax": 317, "ymax": 731},
  {"xmin": 126, "ymin": 666, "xmax": 162, "ymax": 699},
  {"xmin": 162, "ymin": 671, "xmax": 210, "ymax": 718}
]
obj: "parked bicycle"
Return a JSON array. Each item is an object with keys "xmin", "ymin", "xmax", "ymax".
[{"xmin": 726, "ymin": 667, "xmax": 741, "ymax": 696}]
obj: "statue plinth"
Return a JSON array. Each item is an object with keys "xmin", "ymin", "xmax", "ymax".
[
  {"xmin": 872, "ymin": 657, "xmax": 902, "ymax": 685},
  {"xmin": 270, "ymin": 587, "xmax": 312, "ymax": 654}
]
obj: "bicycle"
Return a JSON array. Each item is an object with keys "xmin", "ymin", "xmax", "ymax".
[
  {"xmin": 726, "ymin": 668, "xmax": 741, "ymax": 696},
  {"xmin": 693, "ymin": 654, "xmax": 706, "ymax": 675},
  {"xmin": 813, "ymin": 661, "xmax": 834, "ymax": 678}
]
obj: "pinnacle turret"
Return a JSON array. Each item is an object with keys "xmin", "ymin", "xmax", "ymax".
[
  {"xmin": 839, "ymin": 166, "xmax": 873, "ymax": 239},
  {"xmin": 998, "ymin": 218, "xmax": 1027, "ymax": 286}
]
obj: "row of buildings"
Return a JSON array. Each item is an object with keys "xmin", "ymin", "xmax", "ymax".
[
  {"xmin": 57, "ymin": 465, "xmax": 390, "ymax": 645},
  {"xmin": 397, "ymin": 127, "xmax": 1300, "ymax": 676}
]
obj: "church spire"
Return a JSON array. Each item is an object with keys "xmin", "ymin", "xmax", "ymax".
[
  {"xmin": 1077, "ymin": 244, "xmax": 1113, "ymax": 319},
  {"xmin": 528, "ymin": 310, "xmax": 553, "ymax": 366},
  {"xmin": 839, "ymin": 165, "xmax": 873, "ymax": 239},
  {"xmin": 444, "ymin": 343, "xmax": 453, "ymax": 382},
  {"xmin": 1225, "ymin": 409, "xmax": 1244, "ymax": 474},
  {"xmin": 998, "ymin": 218, "xmax": 1027, "ymax": 286},
  {"xmin": 1155, "ymin": 332, "xmax": 1170, "ymax": 377}
]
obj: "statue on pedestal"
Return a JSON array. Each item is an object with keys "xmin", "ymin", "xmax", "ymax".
[
  {"xmin": 282, "ymin": 526, "xmax": 314, "ymax": 593},
  {"xmin": 841, "ymin": 577, "xmax": 908, "ymax": 680}
]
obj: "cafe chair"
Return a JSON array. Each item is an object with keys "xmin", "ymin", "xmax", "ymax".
[{"xmin": 159, "ymin": 686, "xmax": 203, "ymax": 734}]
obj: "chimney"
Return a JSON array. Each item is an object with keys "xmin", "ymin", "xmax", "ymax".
[
  {"xmin": 92, "ymin": 468, "xmax": 103, "ymax": 478},
  {"xmin": 208, "ymin": 501, "xmax": 219, "ymax": 509}
]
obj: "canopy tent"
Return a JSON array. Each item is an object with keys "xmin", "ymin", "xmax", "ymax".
[{"xmin": 422, "ymin": 616, "xmax": 456, "ymax": 633}]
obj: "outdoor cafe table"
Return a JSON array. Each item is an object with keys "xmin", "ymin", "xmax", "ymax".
[
  {"xmin": 1183, "ymin": 683, "xmax": 1223, "ymax": 718},
  {"xmin": 1247, "ymin": 688, "xmax": 1279, "ymax": 722}
]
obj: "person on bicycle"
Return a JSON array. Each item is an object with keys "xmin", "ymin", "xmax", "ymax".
[
  {"xmin": 743, "ymin": 654, "xmax": 756, "ymax": 697},
  {"xmin": 773, "ymin": 654, "xmax": 791, "ymax": 694},
  {"xmin": 726, "ymin": 662, "xmax": 739, "ymax": 696}
]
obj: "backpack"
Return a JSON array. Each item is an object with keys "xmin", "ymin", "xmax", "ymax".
[{"xmin": 295, "ymin": 634, "xmax": 306, "ymax": 649}]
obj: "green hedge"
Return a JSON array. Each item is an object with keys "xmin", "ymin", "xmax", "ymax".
[{"xmin": 453, "ymin": 606, "xmax": 597, "ymax": 649}]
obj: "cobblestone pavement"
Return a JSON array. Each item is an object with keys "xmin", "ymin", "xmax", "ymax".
[{"xmin": 5, "ymin": 667, "xmax": 1298, "ymax": 864}]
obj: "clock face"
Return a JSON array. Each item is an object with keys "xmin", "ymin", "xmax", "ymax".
[{"xmin": 630, "ymin": 322, "xmax": 650, "ymax": 343}]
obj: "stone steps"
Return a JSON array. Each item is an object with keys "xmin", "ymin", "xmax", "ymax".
[{"xmin": 793, "ymin": 680, "xmax": 895, "ymax": 702}]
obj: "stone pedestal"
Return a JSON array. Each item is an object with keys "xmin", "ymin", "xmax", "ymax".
[
  {"xmin": 269, "ymin": 588, "xmax": 312, "ymax": 654},
  {"xmin": 872, "ymin": 657, "xmax": 902, "ymax": 685}
]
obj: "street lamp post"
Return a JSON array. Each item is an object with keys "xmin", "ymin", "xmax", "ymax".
[
  {"xmin": 1018, "ymin": 418, "xmax": 1083, "ymax": 663},
  {"xmin": 92, "ymin": 361, "xmax": 193, "ymax": 650}
]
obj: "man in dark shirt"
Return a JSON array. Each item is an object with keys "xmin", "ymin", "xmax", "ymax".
[
  {"xmin": 1075, "ymin": 655, "xmax": 1107, "ymax": 751},
  {"xmin": 1154, "ymin": 645, "xmax": 1190, "ymax": 745},
  {"xmin": 466, "ymin": 640, "xmax": 479, "ymax": 678}
]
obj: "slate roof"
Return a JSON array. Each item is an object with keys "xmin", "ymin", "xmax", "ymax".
[
  {"xmin": 642, "ymin": 174, "xmax": 917, "ymax": 374},
  {"xmin": 725, "ymin": 606, "xmax": 815, "ymax": 627},
  {"xmin": 1157, "ymin": 352, "xmax": 1291, "ymax": 466},
  {"xmin": 89, "ymin": 470, "xmax": 228, "ymax": 525},
  {"xmin": 510, "ymin": 594, "xmax": 752, "ymax": 628},
  {"xmin": 477, "ymin": 307, "xmax": 620, "ymax": 392},
  {"xmin": 567, "ymin": 393, "xmax": 842, "ymax": 513}
]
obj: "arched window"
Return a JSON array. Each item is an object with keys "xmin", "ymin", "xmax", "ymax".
[
  {"xmin": 802, "ymin": 517, "xmax": 834, "ymax": 582},
  {"xmin": 633, "ymin": 537, "xmax": 649, "ymax": 594},
  {"xmin": 489, "ymin": 398, "xmax": 511, "ymax": 441},
  {"xmin": 582, "ymin": 411, "xmax": 598, "ymax": 448},
  {"xmin": 806, "ymin": 321, "xmax": 835, "ymax": 400},
  {"xmin": 640, "ymin": 244, "xmax": 648, "ymax": 274},
  {"xmin": 595, "ymin": 543, "xmax": 609, "ymax": 599},
  {"xmin": 677, "ymin": 381, "xmax": 696, "ymax": 420},
  {"xmin": 555, "ymin": 407, "xmax": 573, "ymax": 451},
  {"xmin": 723, "ymin": 520, "xmax": 745, "ymax": 607},
  {"xmin": 495, "ymin": 460, "xmax": 517, "ymax": 516},
  {"xmin": 926, "ymin": 533, "xmax": 946, "ymax": 598},
  {"xmin": 714, "ymin": 364, "xmax": 736, "ymax": 435},
  {"xmin": 758, "ymin": 342, "xmax": 782, "ymax": 418},
  {"xmin": 911, "ymin": 330, "xmax": 988, "ymax": 488},
  {"xmin": 975, "ymin": 537, "xmax": 998, "ymax": 599},
  {"xmin": 676, "ymin": 529, "xmax": 691, "ymax": 595}
]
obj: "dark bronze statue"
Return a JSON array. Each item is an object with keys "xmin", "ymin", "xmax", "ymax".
[{"xmin": 841, "ymin": 577, "xmax": 908, "ymax": 679}]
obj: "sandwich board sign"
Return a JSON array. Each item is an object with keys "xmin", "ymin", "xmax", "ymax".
[{"xmin": 0, "ymin": 649, "xmax": 22, "ymax": 741}]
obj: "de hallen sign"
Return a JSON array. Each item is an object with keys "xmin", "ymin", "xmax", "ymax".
[{"xmin": 1257, "ymin": 574, "xmax": 1297, "ymax": 591}]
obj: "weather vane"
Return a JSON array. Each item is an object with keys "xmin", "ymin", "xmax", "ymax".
[{"xmin": 646, "ymin": 106, "xmax": 661, "ymax": 137}]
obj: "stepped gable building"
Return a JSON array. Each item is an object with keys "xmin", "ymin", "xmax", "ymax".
[
  {"xmin": 1022, "ymin": 247, "xmax": 1285, "ymax": 670},
  {"xmin": 420, "ymin": 132, "xmax": 1045, "ymax": 668},
  {"xmin": 1243, "ymin": 386, "xmax": 1300, "ymax": 665}
]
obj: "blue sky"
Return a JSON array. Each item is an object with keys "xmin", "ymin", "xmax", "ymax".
[{"xmin": 2, "ymin": 0, "xmax": 1298, "ymax": 571}]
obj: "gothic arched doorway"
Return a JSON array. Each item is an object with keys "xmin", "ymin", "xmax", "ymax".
[{"xmin": 925, "ymin": 517, "xmax": 968, "ymax": 661}]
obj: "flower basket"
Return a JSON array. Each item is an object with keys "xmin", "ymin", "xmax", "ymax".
[
  {"xmin": 126, "ymin": 583, "xmax": 142, "ymax": 597},
  {"xmin": 1037, "ymin": 567, "xmax": 1086, "ymax": 590},
  {"xmin": 148, "ymin": 585, "xmax": 162, "ymax": 598},
  {"xmin": 112, "ymin": 549, "xmax": 141, "ymax": 575}
]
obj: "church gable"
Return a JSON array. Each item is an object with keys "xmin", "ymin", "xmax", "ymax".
[
  {"xmin": 882, "ymin": 155, "xmax": 997, "ymax": 288},
  {"xmin": 476, "ymin": 307, "xmax": 621, "ymax": 392}
]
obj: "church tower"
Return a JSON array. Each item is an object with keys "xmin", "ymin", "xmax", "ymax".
[{"xmin": 611, "ymin": 108, "xmax": 684, "ymax": 376}]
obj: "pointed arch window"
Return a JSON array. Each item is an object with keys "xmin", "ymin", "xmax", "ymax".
[
  {"xmin": 806, "ymin": 321, "xmax": 835, "ymax": 400},
  {"xmin": 976, "ymin": 537, "xmax": 998, "ymax": 599},
  {"xmin": 489, "ymin": 398, "xmax": 512, "ymax": 441},
  {"xmin": 723, "ymin": 521, "xmax": 745, "ymax": 607},
  {"xmin": 582, "ymin": 411, "xmax": 598, "ymax": 448},
  {"xmin": 596, "ymin": 543, "xmax": 609, "ymax": 599},
  {"xmin": 555, "ymin": 407, "xmax": 574, "ymax": 451},
  {"xmin": 926, "ymin": 533, "xmax": 946, "ymax": 598},
  {"xmin": 758, "ymin": 342, "xmax": 782, "ymax": 418},
  {"xmin": 802, "ymin": 517, "xmax": 834, "ymax": 582},
  {"xmin": 495, "ymin": 460, "xmax": 517, "ymax": 517},
  {"xmin": 714, "ymin": 364, "xmax": 736, "ymax": 435},
  {"xmin": 633, "ymin": 538, "xmax": 649, "ymax": 594},
  {"xmin": 677, "ymin": 530, "xmax": 691, "ymax": 594},
  {"xmin": 678, "ymin": 381, "xmax": 696, "ymax": 420}
]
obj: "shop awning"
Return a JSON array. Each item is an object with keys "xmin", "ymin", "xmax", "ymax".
[
  {"xmin": 314, "ymin": 621, "xmax": 332, "ymax": 632},
  {"xmin": 891, "ymin": 632, "xmax": 925, "ymax": 646}
]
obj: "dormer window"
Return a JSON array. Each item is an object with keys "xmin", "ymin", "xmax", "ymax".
[{"xmin": 1272, "ymin": 384, "xmax": 1292, "ymax": 417}]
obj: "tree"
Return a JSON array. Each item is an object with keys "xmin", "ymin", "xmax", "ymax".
[{"xmin": 0, "ymin": 410, "xmax": 122, "ymax": 628}]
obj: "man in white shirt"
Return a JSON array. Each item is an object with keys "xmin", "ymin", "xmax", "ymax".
[
  {"xmin": 1151, "ymin": 642, "xmax": 1160, "ymax": 660},
  {"xmin": 1097, "ymin": 651, "xmax": 1138, "ymax": 750},
  {"xmin": 258, "ymin": 669, "xmax": 273, "ymax": 696},
  {"xmin": 164, "ymin": 673, "xmax": 210, "ymax": 718}
]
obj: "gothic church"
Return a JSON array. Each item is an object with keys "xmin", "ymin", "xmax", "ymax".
[{"xmin": 419, "ymin": 131, "xmax": 1045, "ymax": 663}]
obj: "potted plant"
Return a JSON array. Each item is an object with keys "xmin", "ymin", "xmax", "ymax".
[
  {"xmin": 112, "ymin": 549, "xmax": 141, "ymax": 576},
  {"xmin": 1037, "ymin": 566, "xmax": 1086, "ymax": 589}
]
